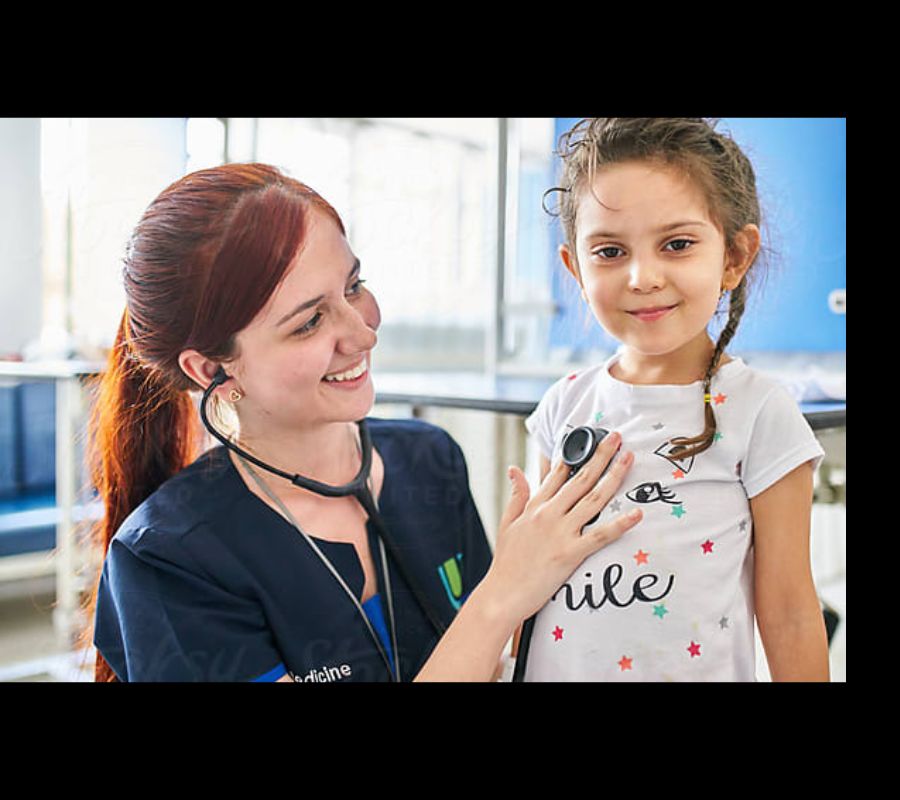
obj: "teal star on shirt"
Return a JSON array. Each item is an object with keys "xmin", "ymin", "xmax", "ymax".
[
  {"xmin": 713, "ymin": 432, "xmax": 724, "ymax": 442},
  {"xmin": 594, "ymin": 411, "xmax": 604, "ymax": 423},
  {"xmin": 653, "ymin": 604, "xmax": 669, "ymax": 619},
  {"xmin": 671, "ymin": 504, "xmax": 686, "ymax": 519}
]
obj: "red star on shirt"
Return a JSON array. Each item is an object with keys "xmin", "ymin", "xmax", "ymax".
[
  {"xmin": 634, "ymin": 549, "xmax": 649, "ymax": 565},
  {"xmin": 672, "ymin": 468, "xmax": 686, "ymax": 479},
  {"xmin": 687, "ymin": 641, "xmax": 702, "ymax": 658},
  {"xmin": 552, "ymin": 626, "xmax": 564, "ymax": 641},
  {"xmin": 567, "ymin": 373, "xmax": 578, "ymax": 381},
  {"xmin": 701, "ymin": 539, "xmax": 714, "ymax": 554},
  {"xmin": 618, "ymin": 656, "xmax": 633, "ymax": 671},
  {"xmin": 714, "ymin": 392, "xmax": 727, "ymax": 405}
]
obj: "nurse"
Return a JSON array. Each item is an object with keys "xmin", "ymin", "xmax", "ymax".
[{"xmin": 85, "ymin": 163, "xmax": 640, "ymax": 682}]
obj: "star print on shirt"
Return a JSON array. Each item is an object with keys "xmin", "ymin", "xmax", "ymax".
[
  {"xmin": 594, "ymin": 411, "xmax": 604, "ymax": 423},
  {"xmin": 634, "ymin": 549, "xmax": 649, "ymax": 565},
  {"xmin": 652, "ymin": 422, "xmax": 665, "ymax": 431},
  {"xmin": 687, "ymin": 641, "xmax": 702, "ymax": 658},
  {"xmin": 701, "ymin": 539, "xmax": 714, "ymax": 554},
  {"xmin": 719, "ymin": 616, "xmax": 730, "ymax": 630},
  {"xmin": 672, "ymin": 468, "xmax": 686, "ymax": 480},
  {"xmin": 609, "ymin": 498, "xmax": 622, "ymax": 514},
  {"xmin": 671, "ymin": 504, "xmax": 686, "ymax": 519},
  {"xmin": 552, "ymin": 626, "xmax": 564, "ymax": 641},
  {"xmin": 618, "ymin": 656, "xmax": 633, "ymax": 671},
  {"xmin": 714, "ymin": 393, "xmax": 727, "ymax": 405},
  {"xmin": 653, "ymin": 604, "xmax": 669, "ymax": 619}
]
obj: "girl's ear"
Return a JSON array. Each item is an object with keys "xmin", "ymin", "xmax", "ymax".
[
  {"xmin": 560, "ymin": 243, "xmax": 583, "ymax": 289},
  {"xmin": 723, "ymin": 224, "xmax": 761, "ymax": 290}
]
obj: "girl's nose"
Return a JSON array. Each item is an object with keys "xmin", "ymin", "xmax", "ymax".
[{"xmin": 628, "ymin": 256, "xmax": 666, "ymax": 293}]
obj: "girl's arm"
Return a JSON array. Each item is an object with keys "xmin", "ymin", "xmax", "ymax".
[{"xmin": 751, "ymin": 461, "xmax": 830, "ymax": 681}]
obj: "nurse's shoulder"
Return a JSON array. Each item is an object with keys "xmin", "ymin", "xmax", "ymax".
[
  {"xmin": 107, "ymin": 445, "xmax": 236, "ymax": 561},
  {"xmin": 367, "ymin": 416, "xmax": 469, "ymax": 478}
]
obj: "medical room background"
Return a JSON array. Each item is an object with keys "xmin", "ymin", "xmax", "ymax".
[{"xmin": 0, "ymin": 118, "xmax": 846, "ymax": 682}]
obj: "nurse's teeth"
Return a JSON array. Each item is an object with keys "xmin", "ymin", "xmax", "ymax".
[{"xmin": 324, "ymin": 362, "xmax": 367, "ymax": 382}]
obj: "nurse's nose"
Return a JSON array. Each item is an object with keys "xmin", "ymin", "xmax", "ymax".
[
  {"xmin": 627, "ymin": 254, "xmax": 666, "ymax": 293},
  {"xmin": 335, "ymin": 294, "xmax": 379, "ymax": 354}
]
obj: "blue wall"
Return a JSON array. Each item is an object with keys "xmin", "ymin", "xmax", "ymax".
[{"xmin": 546, "ymin": 117, "xmax": 846, "ymax": 355}]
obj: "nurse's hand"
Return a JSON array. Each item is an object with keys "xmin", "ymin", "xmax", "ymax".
[
  {"xmin": 480, "ymin": 431, "xmax": 640, "ymax": 629},
  {"xmin": 414, "ymin": 432, "xmax": 640, "ymax": 681}
]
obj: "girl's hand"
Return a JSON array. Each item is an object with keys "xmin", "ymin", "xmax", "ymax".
[{"xmin": 477, "ymin": 432, "xmax": 640, "ymax": 630}]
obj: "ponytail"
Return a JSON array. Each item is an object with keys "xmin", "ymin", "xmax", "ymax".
[{"xmin": 79, "ymin": 309, "xmax": 200, "ymax": 682}]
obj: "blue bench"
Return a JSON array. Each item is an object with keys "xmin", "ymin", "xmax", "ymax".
[{"xmin": 0, "ymin": 381, "xmax": 61, "ymax": 557}]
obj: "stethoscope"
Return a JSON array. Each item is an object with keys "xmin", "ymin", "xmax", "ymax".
[
  {"xmin": 512, "ymin": 424, "xmax": 612, "ymax": 682},
  {"xmin": 201, "ymin": 365, "xmax": 448, "ymax": 682}
]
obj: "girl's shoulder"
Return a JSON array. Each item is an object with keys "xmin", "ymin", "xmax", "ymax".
[
  {"xmin": 714, "ymin": 357, "xmax": 795, "ymax": 408},
  {"xmin": 541, "ymin": 361, "xmax": 610, "ymax": 405}
]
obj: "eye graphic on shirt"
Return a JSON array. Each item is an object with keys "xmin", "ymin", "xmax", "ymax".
[
  {"xmin": 626, "ymin": 482, "xmax": 681, "ymax": 505},
  {"xmin": 653, "ymin": 439, "xmax": 695, "ymax": 474}
]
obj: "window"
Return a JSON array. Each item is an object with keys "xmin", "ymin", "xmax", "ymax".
[
  {"xmin": 38, "ymin": 118, "xmax": 187, "ymax": 360},
  {"xmin": 252, "ymin": 117, "xmax": 499, "ymax": 371}
]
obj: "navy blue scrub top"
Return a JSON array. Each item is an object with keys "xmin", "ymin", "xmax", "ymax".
[{"xmin": 93, "ymin": 418, "xmax": 494, "ymax": 682}]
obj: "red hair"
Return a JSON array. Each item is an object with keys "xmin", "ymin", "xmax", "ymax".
[{"xmin": 80, "ymin": 163, "xmax": 345, "ymax": 681}]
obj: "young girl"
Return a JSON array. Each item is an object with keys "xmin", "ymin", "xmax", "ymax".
[{"xmin": 521, "ymin": 118, "xmax": 830, "ymax": 682}]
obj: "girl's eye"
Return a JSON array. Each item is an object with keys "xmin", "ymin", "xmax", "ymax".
[
  {"xmin": 664, "ymin": 238, "xmax": 695, "ymax": 253},
  {"xmin": 594, "ymin": 246, "xmax": 624, "ymax": 260}
]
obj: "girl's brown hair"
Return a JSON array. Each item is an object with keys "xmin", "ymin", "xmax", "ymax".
[
  {"xmin": 80, "ymin": 163, "xmax": 345, "ymax": 681},
  {"xmin": 544, "ymin": 117, "xmax": 766, "ymax": 459}
]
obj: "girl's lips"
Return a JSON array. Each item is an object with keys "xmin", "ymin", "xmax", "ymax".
[{"xmin": 627, "ymin": 304, "xmax": 678, "ymax": 322}]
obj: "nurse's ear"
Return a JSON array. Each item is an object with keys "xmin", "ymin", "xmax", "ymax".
[{"xmin": 178, "ymin": 349, "xmax": 239, "ymax": 397}]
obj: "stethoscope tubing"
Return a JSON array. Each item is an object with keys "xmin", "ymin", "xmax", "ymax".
[{"xmin": 201, "ymin": 367, "xmax": 447, "ymax": 681}]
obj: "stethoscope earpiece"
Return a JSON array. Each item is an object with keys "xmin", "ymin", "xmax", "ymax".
[{"xmin": 211, "ymin": 365, "xmax": 230, "ymax": 388}]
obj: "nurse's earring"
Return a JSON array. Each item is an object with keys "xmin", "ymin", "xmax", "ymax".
[{"xmin": 228, "ymin": 388, "xmax": 243, "ymax": 403}]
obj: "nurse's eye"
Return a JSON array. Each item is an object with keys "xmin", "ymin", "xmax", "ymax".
[
  {"xmin": 664, "ymin": 238, "xmax": 696, "ymax": 253},
  {"xmin": 292, "ymin": 311, "xmax": 322, "ymax": 337},
  {"xmin": 346, "ymin": 278, "xmax": 367, "ymax": 297}
]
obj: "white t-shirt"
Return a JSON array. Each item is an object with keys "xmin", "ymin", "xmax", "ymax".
[{"xmin": 523, "ymin": 353, "xmax": 825, "ymax": 682}]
